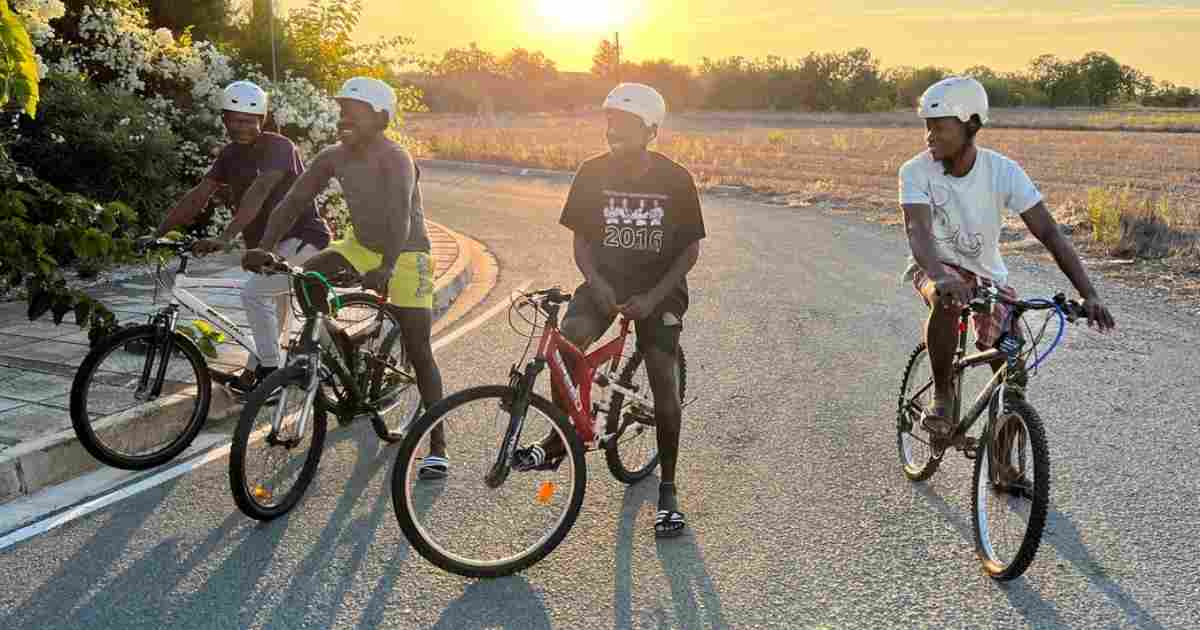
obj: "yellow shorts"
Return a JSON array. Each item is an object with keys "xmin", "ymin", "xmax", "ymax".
[{"xmin": 328, "ymin": 234, "xmax": 434, "ymax": 309}]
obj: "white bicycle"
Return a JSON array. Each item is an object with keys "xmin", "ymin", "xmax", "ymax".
[{"xmin": 68, "ymin": 235, "xmax": 400, "ymax": 470}]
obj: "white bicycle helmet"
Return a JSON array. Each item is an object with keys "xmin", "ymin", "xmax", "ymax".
[
  {"xmin": 336, "ymin": 76, "xmax": 397, "ymax": 121},
  {"xmin": 602, "ymin": 83, "xmax": 667, "ymax": 128},
  {"xmin": 918, "ymin": 76, "xmax": 989, "ymax": 126},
  {"xmin": 221, "ymin": 81, "xmax": 268, "ymax": 116}
]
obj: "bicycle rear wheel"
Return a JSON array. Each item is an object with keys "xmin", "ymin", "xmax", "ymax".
[
  {"xmin": 604, "ymin": 346, "xmax": 687, "ymax": 484},
  {"xmin": 229, "ymin": 363, "xmax": 328, "ymax": 521},
  {"xmin": 327, "ymin": 295, "xmax": 420, "ymax": 441},
  {"xmin": 896, "ymin": 343, "xmax": 941, "ymax": 481},
  {"xmin": 972, "ymin": 397, "xmax": 1050, "ymax": 580},
  {"xmin": 369, "ymin": 324, "xmax": 421, "ymax": 443},
  {"xmin": 70, "ymin": 325, "xmax": 211, "ymax": 470},
  {"xmin": 391, "ymin": 385, "xmax": 586, "ymax": 578}
]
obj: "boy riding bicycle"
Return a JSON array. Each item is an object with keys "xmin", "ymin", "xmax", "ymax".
[
  {"xmin": 899, "ymin": 76, "xmax": 1116, "ymax": 454},
  {"xmin": 242, "ymin": 77, "xmax": 449, "ymax": 480},
  {"xmin": 156, "ymin": 80, "xmax": 332, "ymax": 397},
  {"xmin": 513, "ymin": 83, "xmax": 706, "ymax": 538}
]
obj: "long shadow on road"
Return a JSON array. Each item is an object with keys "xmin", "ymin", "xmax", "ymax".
[
  {"xmin": 0, "ymin": 478, "xmax": 187, "ymax": 630},
  {"xmin": 431, "ymin": 576, "xmax": 553, "ymax": 629},
  {"xmin": 614, "ymin": 476, "xmax": 729, "ymax": 629},
  {"xmin": 259, "ymin": 423, "xmax": 409, "ymax": 630},
  {"xmin": 915, "ymin": 483, "xmax": 1166, "ymax": 629}
]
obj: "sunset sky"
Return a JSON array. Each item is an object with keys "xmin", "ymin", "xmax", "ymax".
[{"xmin": 272, "ymin": 1, "xmax": 1196, "ymax": 85}]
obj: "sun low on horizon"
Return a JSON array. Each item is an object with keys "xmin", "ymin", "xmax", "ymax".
[{"xmin": 269, "ymin": 0, "xmax": 1200, "ymax": 86}]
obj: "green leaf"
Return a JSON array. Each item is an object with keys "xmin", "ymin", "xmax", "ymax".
[
  {"xmin": 26, "ymin": 287, "xmax": 51, "ymax": 321},
  {"xmin": 198, "ymin": 338, "xmax": 218, "ymax": 359},
  {"xmin": 192, "ymin": 320, "xmax": 215, "ymax": 336},
  {"xmin": 0, "ymin": 3, "xmax": 39, "ymax": 117},
  {"xmin": 74, "ymin": 298, "xmax": 94, "ymax": 327}
]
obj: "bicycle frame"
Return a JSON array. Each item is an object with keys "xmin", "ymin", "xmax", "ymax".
[
  {"xmin": 162, "ymin": 260, "xmax": 260, "ymax": 358},
  {"xmin": 534, "ymin": 316, "xmax": 656, "ymax": 448}
]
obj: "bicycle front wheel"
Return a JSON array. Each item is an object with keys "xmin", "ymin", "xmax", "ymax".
[
  {"xmin": 229, "ymin": 363, "xmax": 328, "ymax": 521},
  {"xmin": 70, "ymin": 325, "xmax": 211, "ymax": 470},
  {"xmin": 972, "ymin": 397, "xmax": 1050, "ymax": 581},
  {"xmin": 391, "ymin": 385, "xmax": 586, "ymax": 578}
]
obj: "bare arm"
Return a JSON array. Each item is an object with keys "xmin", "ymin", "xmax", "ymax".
[
  {"xmin": 216, "ymin": 170, "xmax": 286, "ymax": 246},
  {"xmin": 901, "ymin": 203, "xmax": 950, "ymax": 280},
  {"xmin": 258, "ymin": 151, "xmax": 334, "ymax": 251},
  {"xmin": 380, "ymin": 150, "xmax": 416, "ymax": 270},
  {"xmin": 157, "ymin": 179, "xmax": 219, "ymax": 236},
  {"xmin": 647, "ymin": 241, "xmax": 700, "ymax": 306}
]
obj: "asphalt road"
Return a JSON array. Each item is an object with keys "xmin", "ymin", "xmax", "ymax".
[{"xmin": 0, "ymin": 165, "xmax": 1196, "ymax": 629}]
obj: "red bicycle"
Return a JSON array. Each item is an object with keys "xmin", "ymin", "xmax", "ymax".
[{"xmin": 390, "ymin": 287, "xmax": 687, "ymax": 577}]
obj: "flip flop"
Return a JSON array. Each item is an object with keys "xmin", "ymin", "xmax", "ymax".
[
  {"xmin": 655, "ymin": 510, "xmax": 686, "ymax": 538},
  {"xmin": 417, "ymin": 455, "xmax": 449, "ymax": 480}
]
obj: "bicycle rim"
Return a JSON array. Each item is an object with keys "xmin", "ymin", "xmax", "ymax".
[
  {"xmin": 604, "ymin": 348, "xmax": 687, "ymax": 483},
  {"xmin": 392, "ymin": 386, "xmax": 586, "ymax": 578},
  {"xmin": 71, "ymin": 326, "xmax": 210, "ymax": 470},
  {"xmin": 896, "ymin": 344, "xmax": 941, "ymax": 481},
  {"xmin": 230, "ymin": 364, "xmax": 327, "ymax": 520},
  {"xmin": 972, "ymin": 399, "xmax": 1050, "ymax": 580}
]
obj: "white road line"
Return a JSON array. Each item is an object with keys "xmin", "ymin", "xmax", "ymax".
[
  {"xmin": 433, "ymin": 280, "xmax": 532, "ymax": 351},
  {"xmin": 0, "ymin": 279, "xmax": 531, "ymax": 551}
]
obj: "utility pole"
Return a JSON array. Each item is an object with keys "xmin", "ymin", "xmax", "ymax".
[
  {"xmin": 268, "ymin": 0, "xmax": 278, "ymax": 84},
  {"xmin": 614, "ymin": 31, "xmax": 620, "ymax": 84}
]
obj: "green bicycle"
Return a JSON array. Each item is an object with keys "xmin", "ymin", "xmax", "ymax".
[{"xmin": 229, "ymin": 258, "xmax": 421, "ymax": 521}]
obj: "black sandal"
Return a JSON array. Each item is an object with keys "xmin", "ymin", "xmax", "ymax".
[
  {"xmin": 655, "ymin": 510, "xmax": 686, "ymax": 538},
  {"xmin": 417, "ymin": 455, "xmax": 450, "ymax": 480},
  {"xmin": 511, "ymin": 444, "xmax": 565, "ymax": 472}
]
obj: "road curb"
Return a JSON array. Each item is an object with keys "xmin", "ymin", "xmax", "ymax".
[{"xmin": 0, "ymin": 221, "xmax": 478, "ymax": 506}]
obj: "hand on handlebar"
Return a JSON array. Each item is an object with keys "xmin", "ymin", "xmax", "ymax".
[
  {"xmin": 1080, "ymin": 296, "xmax": 1116, "ymax": 333},
  {"xmin": 241, "ymin": 248, "xmax": 279, "ymax": 273},
  {"xmin": 930, "ymin": 270, "xmax": 973, "ymax": 308}
]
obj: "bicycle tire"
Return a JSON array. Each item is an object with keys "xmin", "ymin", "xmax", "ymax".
[
  {"xmin": 229, "ymin": 363, "xmax": 328, "ymax": 521},
  {"xmin": 391, "ymin": 385, "xmax": 587, "ymax": 578},
  {"xmin": 896, "ymin": 342, "xmax": 942, "ymax": 481},
  {"xmin": 604, "ymin": 346, "xmax": 687, "ymax": 484},
  {"xmin": 70, "ymin": 324, "xmax": 211, "ymax": 470},
  {"xmin": 370, "ymin": 323, "xmax": 421, "ymax": 444},
  {"xmin": 971, "ymin": 397, "xmax": 1050, "ymax": 581}
]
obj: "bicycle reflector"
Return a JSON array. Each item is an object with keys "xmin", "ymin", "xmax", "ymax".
[{"xmin": 535, "ymin": 481, "xmax": 557, "ymax": 505}]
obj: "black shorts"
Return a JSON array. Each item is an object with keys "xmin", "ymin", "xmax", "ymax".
[{"xmin": 563, "ymin": 282, "xmax": 684, "ymax": 356}]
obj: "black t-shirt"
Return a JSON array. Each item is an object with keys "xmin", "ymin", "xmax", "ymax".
[
  {"xmin": 205, "ymin": 132, "xmax": 331, "ymax": 250},
  {"xmin": 559, "ymin": 151, "xmax": 706, "ymax": 304}
]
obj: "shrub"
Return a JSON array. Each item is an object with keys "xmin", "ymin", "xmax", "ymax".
[{"xmin": 12, "ymin": 72, "xmax": 183, "ymax": 226}]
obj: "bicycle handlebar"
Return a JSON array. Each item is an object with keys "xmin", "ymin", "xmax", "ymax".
[{"xmin": 965, "ymin": 287, "xmax": 1087, "ymax": 323}]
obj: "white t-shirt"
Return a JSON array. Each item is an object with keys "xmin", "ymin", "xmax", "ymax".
[{"xmin": 899, "ymin": 147, "xmax": 1043, "ymax": 287}]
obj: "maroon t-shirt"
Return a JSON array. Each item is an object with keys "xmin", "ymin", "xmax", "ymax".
[{"xmin": 205, "ymin": 132, "xmax": 330, "ymax": 250}]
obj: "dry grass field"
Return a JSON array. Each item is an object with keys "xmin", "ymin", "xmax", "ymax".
[{"xmin": 404, "ymin": 108, "xmax": 1200, "ymax": 298}]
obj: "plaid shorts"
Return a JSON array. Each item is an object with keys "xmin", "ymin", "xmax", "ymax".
[{"xmin": 911, "ymin": 264, "xmax": 1021, "ymax": 350}]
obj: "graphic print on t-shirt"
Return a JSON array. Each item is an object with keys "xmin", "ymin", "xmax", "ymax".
[
  {"xmin": 600, "ymin": 190, "xmax": 667, "ymax": 253},
  {"xmin": 930, "ymin": 186, "xmax": 984, "ymax": 260}
]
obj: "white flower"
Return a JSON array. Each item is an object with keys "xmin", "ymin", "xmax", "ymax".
[
  {"xmin": 118, "ymin": 117, "xmax": 130, "ymax": 126},
  {"xmin": 154, "ymin": 27, "xmax": 173, "ymax": 47}
]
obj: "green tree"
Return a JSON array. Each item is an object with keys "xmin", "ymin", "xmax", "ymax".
[
  {"xmin": 142, "ymin": 0, "xmax": 231, "ymax": 41},
  {"xmin": 1, "ymin": 0, "xmax": 39, "ymax": 116}
]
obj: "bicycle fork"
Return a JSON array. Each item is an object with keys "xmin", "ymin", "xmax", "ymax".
[
  {"xmin": 136, "ymin": 308, "xmax": 180, "ymax": 401},
  {"xmin": 269, "ymin": 317, "xmax": 325, "ymax": 447},
  {"xmin": 485, "ymin": 361, "xmax": 543, "ymax": 489}
]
